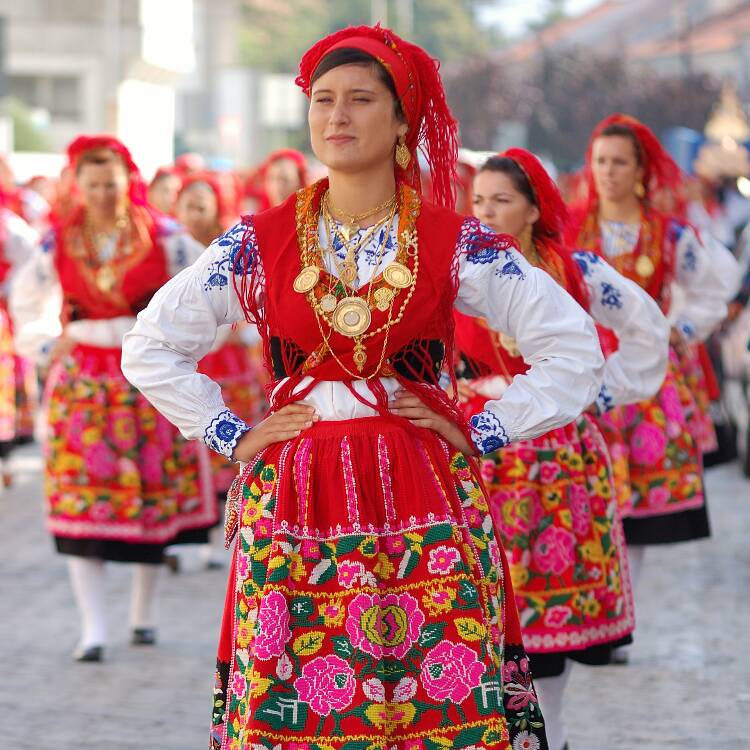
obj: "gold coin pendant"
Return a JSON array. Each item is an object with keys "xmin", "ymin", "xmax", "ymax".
[
  {"xmin": 332, "ymin": 297, "xmax": 371, "ymax": 337},
  {"xmin": 96, "ymin": 267, "xmax": 116, "ymax": 293},
  {"xmin": 635, "ymin": 255, "xmax": 655, "ymax": 278},
  {"xmin": 293, "ymin": 266, "xmax": 320, "ymax": 294},
  {"xmin": 320, "ymin": 293, "xmax": 338, "ymax": 313},
  {"xmin": 382, "ymin": 262, "xmax": 413, "ymax": 289}
]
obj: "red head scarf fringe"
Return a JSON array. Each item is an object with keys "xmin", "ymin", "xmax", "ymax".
[{"xmin": 296, "ymin": 24, "xmax": 459, "ymax": 209}]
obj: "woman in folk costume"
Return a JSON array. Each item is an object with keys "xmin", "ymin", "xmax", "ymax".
[
  {"xmin": 0, "ymin": 203, "xmax": 39, "ymax": 485},
  {"xmin": 123, "ymin": 25, "xmax": 607, "ymax": 750},
  {"xmin": 176, "ymin": 173, "xmax": 268, "ymax": 501},
  {"xmin": 259, "ymin": 148, "xmax": 309, "ymax": 210},
  {"xmin": 456, "ymin": 149, "xmax": 669, "ymax": 750},
  {"xmin": 9, "ymin": 135, "xmax": 217, "ymax": 662},
  {"xmin": 568, "ymin": 114, "xmax": 735, "ymax": 659}
]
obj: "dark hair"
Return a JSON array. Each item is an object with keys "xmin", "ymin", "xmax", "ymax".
[
  {"xmin": 598, "ymin": 123, "xmax": 643, "ymax": 165},
  {"xmin": 75, "ymin": 148, "xmax": 126, "ymax": 175},
  {"xmin": 310, "ymin": 47, "xmax": 404, "ymax": 120},
  {"xmin": 478, "ymin": 156, "xmax": 536, "ymax": 205}
]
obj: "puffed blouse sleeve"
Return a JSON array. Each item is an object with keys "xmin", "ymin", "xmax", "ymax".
[
  {"xmin": 572, "ymin": 251, "xmax": 669, "ymax": 413},
  {"xmin": 669, "ymin": 222, "xmax": 737, "ymax": 342},
  {"xmin": 9, "ymin": 229, "xmax": 63, "ymax": 363},
  {"xmin": 454, "ymin": 219, "xmax": 605, "ymax": 454},
  {"xmin": 121, "ymin": 220, "xmax": 260, "ymax": 459}
]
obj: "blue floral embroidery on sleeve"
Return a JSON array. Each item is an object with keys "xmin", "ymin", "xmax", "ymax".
[
  {"xmin": 675, "ymin": 319, "xmax": 696, "ymax": 341},
  {"xmin": 572, "ymin": 250, "xmax": 602, "ymax": 277},
  {"xmin": 203, "ymin": 219, "xmax": 256, "ymax": 293},
  {"xmin": 204, "ymin": 409, "xmax": 250, "ymax": 460},
  {"xmin": 681, "ymin": 243, "xmax": 698, "ymax": 273},
  {"xmin": 600, "ymin": 282, "xmax": 623, "ymax": 309},
  {"xmin": 41, "ymin": 229, "xmax": 56, "ymax": 254},
  {"xmin": 497, "ymin": 251, "xmax": 526, "ymax": 280},
  {"xmin": 469, "ymin": 410, "xmax": 510, "ymax": 455},
  {"xmin": 595, "ymin": 383, "xmax": 615, "ymax": 414}
]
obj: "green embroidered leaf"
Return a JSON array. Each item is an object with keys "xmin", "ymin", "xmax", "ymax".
[
  {"xmin": 545, "ymin": 593, "xmax": 573, "ymax": 607},
  {"xmin": 453, "ymin": 726, "xmax": 485, "ymax": 747},
  {"xmin": 255, "ymin": 691, "xmax": 308, "ymax": 731},
  {"xmin": 454, "ymin": 617, "xmax": 486, "ymax": 641},
  {"xmin": 422, "ymin": 524, "xmax": 453, "ymax": 546},
  {"xmin": 457, "ymin": 580, "xmax": 479, "ymax": 605},
  {"xmin": 398, "ymin": 548, "xmax": 421, "ymax": 579},
  {"xmin": 289, "ymin": 596, "xmax": 315, "ymax": 620},
  {"xmin": 375, "ymin": 658, "xmax": 408, "ymax": 682},
  {"xmin": 472, "ymin": 678, "xmax": 503, "ymax": 716},
  {"xmin": 336, "ymin": 535, "xmax": 365, "ymax": 556},
  {"xmin": 331, "ymin": 635, "xmax": 354, "ymax": 659},
  {"xmin": 418, "ymin": 621, "xmax": 446, "ymax": 648}
]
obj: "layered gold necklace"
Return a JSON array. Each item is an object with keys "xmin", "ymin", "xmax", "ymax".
[{"xmin": 292, "ymin": 185, "xmax": 419, "ymax": 376}]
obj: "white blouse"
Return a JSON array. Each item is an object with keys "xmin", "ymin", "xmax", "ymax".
[
  {"xmin": 9, "ymin": 217, "xmax": 206, "ymax": 364},
  {"xmin": 122, "ymin": 216, "xmax": 605, "ymax": 457},
  {"xmin": 1, "ymin": 208, "xmax": 40, "ymax": 296},
  {"xmin": 600, "ymin": 219, "xmax": 734, "ymax": 342}
]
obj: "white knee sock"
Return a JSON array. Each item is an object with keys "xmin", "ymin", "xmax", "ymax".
[
  {"xmin": 67, "ymin": 556, "xmax": 107, "ymax": 648},
  {"xmin": 535, "ymin": 662, "xmax": 573, "ymax": 750},
  {"xmin": 627, "ymin": 544, "xmax": 647, "ymax": 590},
  {"xmin": 129, "ymin": 563, "xmax": 160, "ymax": 629}
]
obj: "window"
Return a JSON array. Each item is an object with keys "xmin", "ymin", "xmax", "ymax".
[{"xmin": 8, "ymin": 74, "xmax": 81, "ymax": 119}]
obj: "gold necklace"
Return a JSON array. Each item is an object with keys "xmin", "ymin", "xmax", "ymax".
[{"xmin": 327, "ymin": 191, "xmax": 397, "ymax": 241}]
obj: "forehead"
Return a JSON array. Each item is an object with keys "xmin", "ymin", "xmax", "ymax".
[
  {"xmin": 311, "ymin": 62, "xmax": 386, "ymax": 93},
  {"xmin": 181, "ymin": 184, "xmax": 216, "ymax": 203},
  {"xmin": 474, "ymin": 169, "xmax": 518, "ymax": 195},
  {"xmin": 77, "ymin": 160, "xmax": 128, "ymax": 181},
  {"xmin": 592, "ymin": 135, "xmax": 638, "ymax": 159},
  {"xmin": 267, "ymin": 158, "xmax": 300, "ymax": 178}
]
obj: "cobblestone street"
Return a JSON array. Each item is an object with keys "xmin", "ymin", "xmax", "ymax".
[{"xmin": 2, "ymin": 445, "xmax": 748, "ymax": 750}]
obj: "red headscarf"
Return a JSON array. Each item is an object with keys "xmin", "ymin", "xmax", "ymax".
[
  {"xmin": 498, "ymin": 147, "xmax": 590, "ymax": 310},
  {"xmin": 66, "ymin": 134, "xmax": 147, "ymax": 205},
  {"xmin": 582, "ymin": 113, "xmax": 682, "ymax": 209},
  {"xmin": 296, "ymin": 24, "xmax": 459, "ymax": 209}
]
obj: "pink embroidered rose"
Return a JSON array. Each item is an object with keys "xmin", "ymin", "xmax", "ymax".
[
  {"xmin": 300, "ymin": 539, "xmax": 320, "ymax": 560},
  {"xmin": 532, "ymin": 525, "xmax": 575, "ymax": 576},
  {"xmin": 426, "ymin": 545, "xmax": 461, "ymax": 575},
  {"xmin": 464, "ymin": 507, "xmax": 483, "ymax": 527},
  {"xmin": 660, "ymin": 385, "xmax": 685, "ymax": 426},
  {"xmin": 347, "ymin": 592, "xmax": 424, "ymax": 659},
  {"xmin": 254, "ymin": 517, "xmax": 272, "ymax": 537},
  {"xmin": 518, "ymin": 446, "xmax": 538, "ymax": 464},
  {"xmin": 89, "ymin": 501, "xmax": 113, "ymax": 522},
  {"xmin": 83, "ymin": 442, "xmax": 118, "ymax": 481},
  {"xmin": 230, "ymin": 670, "xmax": 246, "ymax": 699},
  {"xmin": 569, "ymin": 484, "xmax": 592, "ymax": 536},
  {"xmin": 497, "ymin": 488, "xmax": 543, "ymax": 536},
  {"xmin": 108, "ymin": 407, "xmax": 138, "ymax": 453},
  {"xmin": 420, "ymin": 640, "xmax": 486, "ymax": 703},
  {"xmin": 539, "ymin": 461, "xmax": 561, "ymax": 484},
  {"xmin": 294, "ymin": 655, "xmax": 356, "ymax": 716},
  {"xmin": 237, "ymin": 551, "xmax": 250, "ymax": 580},
  {"xmin": 646, "ymin": 485, "xmax": 670, "ymax": 508},
  {"xmin": 337, "ymin": 560, "xmax": 364, "ymax": 589},
  {"xmin": 630, "ymin": 422, "xmax": 667, "ymax": 466},
  {"xmin": 385, "ymin": 536, "xmax": 406, "ymax": 555},
  {"xmin": 544, "ymin": 605, "xmax": 572, "ymax": 629},
  {"xmin": 253, "ymin": 590, "xmax": 291, "ymax": 660}
]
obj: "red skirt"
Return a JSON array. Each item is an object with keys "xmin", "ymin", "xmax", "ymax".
[
  {"xmin": 210, "ymin": 417, "xmax": 548, "ymax": 750},
  {"xmin": 44, "ymin": 344, "xmax": 217, "ymax": 545},
  {"xmin": 479, "ymin": 416, "xmax": 634, "ymax": 654},
  {"xmin": 199, "ymin": 342, "xmax": 268, "ymax": 494}
]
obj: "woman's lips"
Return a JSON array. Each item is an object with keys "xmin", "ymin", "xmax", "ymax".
[{"xmin": 326, "ymin": 135, "xmax": 355, "ymax": 143}]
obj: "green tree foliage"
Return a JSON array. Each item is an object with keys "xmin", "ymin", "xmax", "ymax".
[{"xmin": 239, "ymin": 0, "xmax": 494, "ymax": 73}]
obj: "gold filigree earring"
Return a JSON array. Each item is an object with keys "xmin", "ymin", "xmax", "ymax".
[
  {"xmin": 395, "ymin": 134, "xmax": 411, "ymax": 170},
  {"xmin": 634, "ymin": 181, "xmax": 646, "ymax": 199}
]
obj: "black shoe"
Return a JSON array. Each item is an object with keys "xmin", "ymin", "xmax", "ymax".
[
  {"xmin": 73, "ymin": 645, "xmax": 103, "ymax": 662},
  {"xmin": 610, "ymin": 648, "xmax": 630, "ymax": 665},
  {"xmin": 131, "ymin": 628, "xmax": 157, "ymax": 645}
]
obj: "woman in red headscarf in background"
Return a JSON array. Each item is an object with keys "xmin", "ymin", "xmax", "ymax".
[
  {"xmin": 567, "ymin": 114, "xmax": 738, "ymax": 660},
  {"xmin": 124, "ymin": 25, "xmax": 610, "ymax": 750},
  {"xmin": 456, "ymin": 148, "xmax": 669, "ymax": 750},
  {"xmin": 10, "ymin": 135, "xmax": 217, "ymax": 662},
  {"xmin": 258, "ymin": 148, "xmax": 309, "ymax": 210},
  {"xmin": 175, "ymin": 173, "xmax": 268, "ymax": 502}
]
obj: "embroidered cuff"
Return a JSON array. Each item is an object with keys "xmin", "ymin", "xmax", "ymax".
[
  {"xmin": 594, "ymin": 383, "xmax": 616, "ymax": 415},
  {"xmin": 204, "ymin": 409, "xmax": 250, "ymax": 460},
  {"xmin": 675, "ymin": 319, "xmax": 697, "ymax": 342},
  {"xmin": 469, "ymin": 410, "xmax": 510, "ymax": 455}
]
